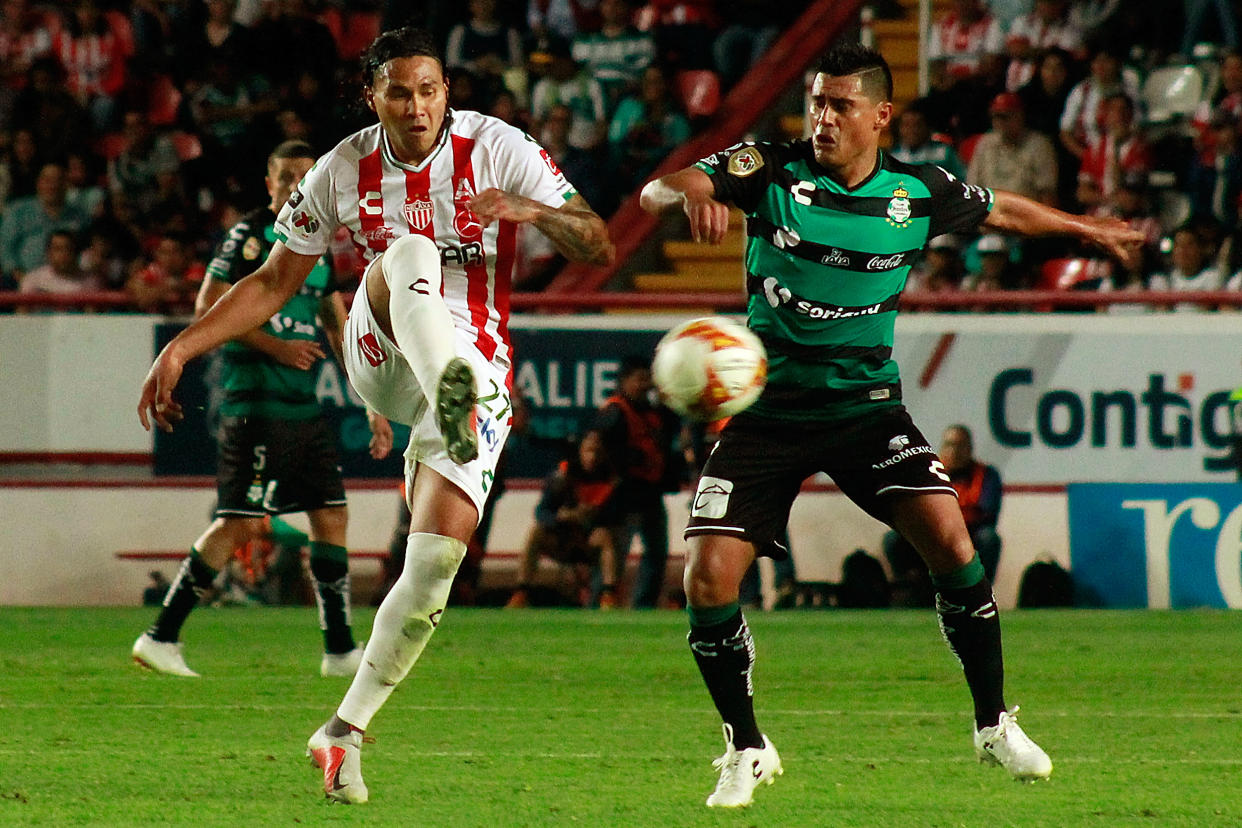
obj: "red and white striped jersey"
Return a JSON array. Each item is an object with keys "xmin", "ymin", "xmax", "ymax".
[{"xmin": 275, "ymin": 109, "xmax": 576, "ymax": 367}]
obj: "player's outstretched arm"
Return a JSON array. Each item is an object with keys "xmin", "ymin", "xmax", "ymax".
[
  {"xmin": 983, "ymin": 190, "xmax": 1146, "ymax": 271},
  {"xmin": 193, "ymin": 275, "xmax": 326, "ymax": 370},
  {"xmin": 138, "ymin": 243, "xmax": 320, "ymax": 432},
  {"xmin": 639, "ymin": 167, "xmax": 730, "ymax": 245},
  {"xmin": 468, "ymin": 190, "xmax": 615, "ymax": 265}
]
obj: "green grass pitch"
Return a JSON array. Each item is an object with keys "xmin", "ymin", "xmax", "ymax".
[{"xmin": 2, "ymin": 607, "xmax": 1240, "ymax": 826}]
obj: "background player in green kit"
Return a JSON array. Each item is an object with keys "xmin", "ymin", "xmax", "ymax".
[
  {"xmin": 133, "ymin": 141, "xmax": 394, "ymax": 679},
  {"xmin": 640, "ymin": 43, "xmax": 1145, "ymax": 808}
]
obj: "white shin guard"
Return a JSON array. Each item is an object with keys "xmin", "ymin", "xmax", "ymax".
[
  {"xmin": 380, "ymin": 234, "xmax": 458, "ymax": 401},
  {"xmin": 336, "ymin": 532, "xmax": 467, "ymax": 730}
]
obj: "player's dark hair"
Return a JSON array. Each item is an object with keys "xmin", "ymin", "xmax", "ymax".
[
  {"xmin": 361, "ymin": 26, "xmax": 442, "ymax": 88},
  {"xmin": 619, "ymin": 354, "xmax": 651, "ymax": 379},
  {"xmin": 818, "ymin": 42, "xmax": 893, "ymax": 102},
  {"xmin": 267, "ymin": 140, "xmax": 316, "ymax": 168}
]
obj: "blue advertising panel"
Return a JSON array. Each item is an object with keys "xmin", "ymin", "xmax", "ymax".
[
  {"xmin": 1068, "ymin": 483, "xmax": 1242, "ymax": 608},
  {"xmin": 153, "ymin": 322, "xmax": 668, "ymax": 480}
]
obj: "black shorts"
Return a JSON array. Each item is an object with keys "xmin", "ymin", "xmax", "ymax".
[
  {"xmin": 685, "ymin": 406, "xmax": 955, "ymax": 558},
  {"xmin": 215, "ymin": 415, "xmax": 347, "ymax": 518}
]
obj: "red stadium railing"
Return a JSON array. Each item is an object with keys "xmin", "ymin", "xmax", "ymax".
[{"xmin": 3, "ymin": 289, "xmax": 1242, "ymax": 313}]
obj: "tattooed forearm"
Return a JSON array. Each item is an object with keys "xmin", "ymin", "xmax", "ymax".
[{"xmin": 533, "ymin": 198, "xmax": 616, "ymax": 266}]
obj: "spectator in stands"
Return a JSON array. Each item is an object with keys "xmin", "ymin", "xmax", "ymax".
[
  {"xmin": 1059, "ymin": 41, "xmax": 1141, "ymax": 162},
  {"xmin": 1148, "ymin": 223, "xmax": 1227, "ymax": 310},
  {"xmin": 968, "ymin": 92, "xmax": 1059, "ymax": 205},
  {"xmin": 18, "ymin": 229, "xmax": 101, "ymax": 299},
  {"xmin": 593, "ymin": 354, "xmax": 683, "ymax": 609},
  {"xmin": 446, "ymin": 0, "xmax": 525, "ymax": 106},
  {"xmin": 1087, "ymin": 172, "xmax": 1162, "ymax": 293},
  {"xmin": 528, "ymin": 0, "xmax": 601, "ymax": 45},
  {"xmin": 506, "ymin": 429, "xmax": 622, "ymax": 609},
  {"xmin": 249, "ymin": 0, "xmax": 338, "ymax": 98},
  {"xmin": 8, "ymin": 57, "xmax": 92, "ymax": 165},
  {"xmin": 572, "ymin": 0, "xmax": 653, "ymax": 113},
  {"xmin": 189, "ymin": 50, "xmax": 278, "ymax": 201},
  {"xmin": 1005, "ymin": 0, "xmax": 1085, "ymax": 91},
  {"xmin": 928, "ymin": 0, "xmax": 1006, "ymax": 83},
  {"xmin": 51, "ymin": 0, "xmax": 133, "ymax": 132},
  {"xmin": 963, "ymin": 233, "xmax": 1021, "ymax": 290},
  {"xmin": 107, "ymin": 107, "xmax": 181, "ymax": 220},
  {"xmin": 0, "ymin": 0, "xmax": 57, "ymax": 99},
  {"xmin": 0, "ymin": 126, "xmax": 40, "ymax": 203},
  {"xmin": 1202, "ymin": 50, "xmax": 1242, "ymax": 129},
  {"xmin": 906, "ymin": 234, "xmax": 966, "ymax": 293},
  {"xmin": 711, "ymin": 0, "xmax": 797, "ymax": 89},
  {"xmin": 126, "ymin": 232, "xmax": 205, "ymax": 313},
  {"xmin": 1017, "ymin": 47, "xmax": 1079, "ymax": 204},
  {"xmin": 0, "ymin": 161, "xmax": 90, "ymax": 285},
  {"xmin": 636, "ymin": 0, "xmax": 718, "ymax": 71},
  {"xmin": 487, "ymin": 88, "xmax": 529, "ymax": 130},
  {"xmin": 1077, "ymin": 92, "xmax": 1152, "ymax": 205},
  {"xmin": 171, "ymin": 0, "xmax": 257, "ymax": 90},
  {"xmin": 541, "ymin": 101, "xmax": 606, "ymax": 222},
  {"xmin": 1188, "ymin": 110, "xmax": 1242, "ymax": 228},
  {"xmin": 79, "ymin": 222, "xmax": 137, "ymax": 290},
  {"xmin": 607, "ymin": 64, "xmax": 691, "ymax": 195},
  {"xmin": 883, "ymin": 424, "xmax": 1003, "ymax": 606},
  {"xmin": 890, "ymin": 103, "xmax": 966, "ymax": 180},
  {"xmin": 65, "ymin": 150, "xmax": 104, "ymax": 219},
  {"xmin": 529, "ymin": 38, "xmax": 608, "ymax": 151},
  {"xmin": 1182, "ymin": 0, "xmax": 1239, "ymax": 59}
]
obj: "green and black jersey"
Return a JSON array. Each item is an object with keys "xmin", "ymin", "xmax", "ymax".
[
  {"xmin": 695, "ymin": 140, "xmax": 993, "ymax": 423},
  {"xmin": 206, "ymin": 206, "xmax": 337, "ymax": 420}
]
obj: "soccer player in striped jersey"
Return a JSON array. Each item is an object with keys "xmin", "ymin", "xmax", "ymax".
[
  {"xmin": 641, "ymin": 42, "xmax": 1144, "ymax": 808},
  {"xmin": 138, "ymin": 27, "xmax": 613, "ymax": 804}
]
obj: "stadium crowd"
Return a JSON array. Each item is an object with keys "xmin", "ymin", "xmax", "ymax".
[{"xmin": 2, "ymin": 0, "xmax": 1242, "ymax": 309}]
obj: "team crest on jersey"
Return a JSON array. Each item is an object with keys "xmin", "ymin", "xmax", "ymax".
[
  {"xmin": 886, "ymin": 184, "xmax": 913, "ymax": 228},
  {"xmin": 242, "ymin": 236, "xmax": 262, "ymax": 260},
  {"xmin": 727, "ymin": 147, "xmax": 763, "ymax": 177},
  {"xmin": 403, "ymin": 198, "xmax": 435, "ymax": 230}
]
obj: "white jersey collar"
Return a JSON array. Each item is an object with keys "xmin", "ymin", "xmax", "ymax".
[{"xmin": 380, "ymin": 109, "xmax": 454, "ymax": 172}]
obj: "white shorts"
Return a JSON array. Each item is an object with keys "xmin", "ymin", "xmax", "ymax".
[{"xmin": 343, "ymin": 280, "xmax": 513, "ymax": 520}]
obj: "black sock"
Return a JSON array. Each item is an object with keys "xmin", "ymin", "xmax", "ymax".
[
  {"xmin": 310, "ymin": 542, "xmax": 355, "ymax": 654},
  {"xmin": 688, "ymin": 608, "xmax": 763, "ymax": 749},
  {"xmin": 936, "ymin": 579, "xmax": 1006, "ymax": 729},
  {"xmin": 147, "ymin": 550, "xmax": 216, "ymax": 643}
]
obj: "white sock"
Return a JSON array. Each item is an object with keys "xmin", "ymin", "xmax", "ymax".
[
  {"xmin": 336, "ymin": 532, "xmax": 466, "ymax": 731},
  {"xmin": 380, "ymin": 235, "xmax": 458, "ymax": 399}
]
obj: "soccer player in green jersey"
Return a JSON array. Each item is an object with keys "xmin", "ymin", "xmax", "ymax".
[
  {"xmin": 641, "ymin": 42, "xmax": 1145, "ymax": 807},
  {"xmin": 132, "ymin": 141, "xmax": 394, "ymax": 679}
]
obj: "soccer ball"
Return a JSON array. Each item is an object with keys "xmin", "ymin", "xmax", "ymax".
[{"xmin": 652, "ymin": 316, "xmax": 767, "ymax": 421}]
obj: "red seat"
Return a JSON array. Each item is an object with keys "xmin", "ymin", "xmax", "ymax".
[
  {"xmin": 1038, "ymin": 257, "xmax": 1109, "ymax": 290},
  {"xmin": 675, "ymin": 69, "xmax": 722, "ymax": 119},
  {"xmin": 147, "ymin": 74, "xmax": 181, "ymax": 127},
  {"xmin": 170, "ymin": 131, "xmax": 202, "ymax": 162}
]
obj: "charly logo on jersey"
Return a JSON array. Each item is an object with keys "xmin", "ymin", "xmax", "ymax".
[
  {"xmin": 727, "ymin": 147, "xmax": 764, "ymax": 177},
  {"xmin": 886, "ymin": 184, "xmax": 913, "ymax": 228},
  {"xmin": 772, "ymin": 226, "xmax": 801, "ymax": 249},
  {"xmin": 403, "ymin": 198, "xmax": 435, "ymax": 231},
  {"xmin": 761, "ymin": 276, "xmax": 792, "ymax": 308},
  {"xmin": 242, "ymin": 236, "xmax": 262, "ymax": 260}
]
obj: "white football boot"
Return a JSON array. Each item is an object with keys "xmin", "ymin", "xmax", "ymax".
[
  {"xmin": 320, "ymin": 643, "xmax": 365, "ymax": 678},
  {"xmin": 974, "ymin": 707, "xmax": 1053, "ymax": 781},
  {"xmin": 131, "ymin": 633, "xmax": 199, "ymax": 677},
  {"xmin": 307, "ymin": 724, "xmax": 368, "ymax": 804},
  {"xmin": 705, "ymin": 724, "xmax": 783, "ymax": 808}
]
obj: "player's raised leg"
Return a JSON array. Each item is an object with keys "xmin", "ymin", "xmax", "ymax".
[
  {"xmin": 375, "ymin": 235, "xmax": 477, "ymax": 464},
  {"xmin": 307, "ymin": 465, "xmax": 476, "ymax": 803},
  {"xmin": 684, "ymin": 534, "xmax": 783, "ymax": 807},
  {"xmin": 891, "ymin": 492, "xmax": 1051, "ymax": 781}
]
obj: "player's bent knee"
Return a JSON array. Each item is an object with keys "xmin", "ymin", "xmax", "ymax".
[
  {"xmin": 380, "ymin": 234, "xmax": 442, "ymax": 292},
  {"xmin": 393, "ymin": 532, "xmax": 467, "ymax": 615}
]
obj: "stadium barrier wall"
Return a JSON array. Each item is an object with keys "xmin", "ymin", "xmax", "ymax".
[{"xmin": 2, "ymin": 313, "xmax": 1238, "ymax": 608}]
